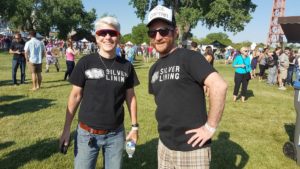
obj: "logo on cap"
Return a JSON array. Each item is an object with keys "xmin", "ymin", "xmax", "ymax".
[{"xmin": 147, "ymin": 5, "xmax": 173, "ymax": 26}]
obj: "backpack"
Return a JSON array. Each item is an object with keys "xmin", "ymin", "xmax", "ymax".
[{"xmin": 266, "ymin": 56, "xmax": 275, "ymax": 67}]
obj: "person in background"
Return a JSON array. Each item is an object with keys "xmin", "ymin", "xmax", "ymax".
[
  {"xmin": 232, "ymin": 47, "xmax": 252, "ymax": 102},
  {"xmin": 258, "ymin": 47, "xmax": 268, "ymax": 81},
  {"xmin": 45, "ymin": 39, "xmax": 60, "ymax": 73},
  {"xmin": 250, "ymin": 48, "xmax": 260, "ymax": 78},
  {"xmin": 147, "ymin": 5, "xmax": 227, "ymax": 168},
  {"xmin": 24, "ymin": 30, "xmax": 46, "ymax": 91},
  {"xmin": 64, "ymin": 41, "xmax": 78, "ymax": 80},
  {"xmin": 286, "ymin": 50, "xmax": 296, "ymax": 86},
  {"xmin": 9, "ymin": 33, "xmax": 26, "ymax": 85},
  {"xmin": 278, "ymin": 47, "xmax": 291, "ymax": 90},
  {"xmin": 266, "ymin": 49, "xmax": 277, "ymax": 85},
  {"xmin": 59, "ymin": 16, "xmax": 139, "ymax": 169},
  {"xmin": 190, "ymin": 41, "xmax": 200, "ymax": 52}
]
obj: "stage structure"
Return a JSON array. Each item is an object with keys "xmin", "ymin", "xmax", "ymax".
[{"xmin": 266, "ymin": 0, "xmax": 286, "ymax": 46}]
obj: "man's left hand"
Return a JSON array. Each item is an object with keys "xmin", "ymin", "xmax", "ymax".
[
  {"xmin": 126, "ymin": 130, "xmax": 138, "ymax": 144},
  {"xmin": 185, "ymin": 125, "xmax": 214, "ymax": 147}
]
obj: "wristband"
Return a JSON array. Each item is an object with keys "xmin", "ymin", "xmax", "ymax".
[
  {"xmin": 131, "ymin": 123, "xmax": 139, "ymax": 127},
  {"xmin": 131, "ymin": 126, "xmax": 139, "ymax": 131},
  {"xmin": 205, "ymin": 123, "xmax": 216, "ymax": 133}
]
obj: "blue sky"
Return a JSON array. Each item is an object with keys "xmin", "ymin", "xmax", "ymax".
[{"xmin": 82, "ymin": 0, "xmax": 300, "ymax": 43}]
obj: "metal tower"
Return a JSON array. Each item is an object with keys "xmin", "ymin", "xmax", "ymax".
[{"xmin": 267, "ymin": 0, "xmax": 286, "ymax": 46}]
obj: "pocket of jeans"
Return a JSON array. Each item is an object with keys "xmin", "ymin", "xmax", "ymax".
[{"xmin": 77, "ymin": 126, "xmax": 92, "ymax": 144}]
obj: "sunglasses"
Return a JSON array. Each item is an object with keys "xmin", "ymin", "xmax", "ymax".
[
  {"xmin": 147, "ymin": 28, "xmax": 173, "ymax": 38},
  {"xmin": 243, "ymin": 50, "xmax": 249, "ymax": 52},
  {"xmin": 96, "ymin": 29, "xmax": 120, "ymax": 37}
]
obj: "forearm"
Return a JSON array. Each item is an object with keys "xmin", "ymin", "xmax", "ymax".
[
  {"xmin": 126, "ymin": 89, "xmax": 138, "ymax": 125},
  {"xmin": 63, "ymin": 91, "xmax": 82, "ymax": 131},
  {"xmin": 207, "ymin": 81, "xmax": 227, "ymax": 128}
]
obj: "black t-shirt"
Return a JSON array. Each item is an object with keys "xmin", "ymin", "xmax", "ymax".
[
  {"xmin": 10, "ymin": 40, "xmax": 25, "ymax": 59},
  {"xmin": 69, "ymin": 53, "xmax": 140, "ymax": 130},
  {"xmin": 148, "ymin": 48, "xmax": 216, "ymax": 151}
]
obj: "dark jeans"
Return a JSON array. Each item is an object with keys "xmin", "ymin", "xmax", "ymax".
[
  {"xmin": 286, "ymin": 64, "xmax": 295, "ymax": 85},
  {"xmin": 12, "ymin": 57, "xmax": 26, "ymax": 84},
  {"xmin": 64, "ymin": 60, "xmax": 75, "ymax": 80},
  {"xmin": 233, "ymin": 72, "xmax": 250, "ymax": 97}
]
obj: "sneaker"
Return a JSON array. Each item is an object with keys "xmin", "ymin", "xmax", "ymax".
[{"xmin": 278, "ymin": 86, "xmax": 286, "ymax": 90}]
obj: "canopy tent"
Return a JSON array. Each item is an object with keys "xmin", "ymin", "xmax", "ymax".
[
  {"xmin": 210, "ymin": 40, "xmax": 227, "ymax": 48},
  {"xmin": 81, "ymin": 38, "xmax": 89, "ymax": 43},
  {"xmin": 226, "ymin": 46, "xmax": 233, "ymax": 49},
  {"xmin": 141, "ymin": 42, "xmax": 147, "ymax": 46},
  {"xmin": 126, "ymin": 41, "xmax": 133, "ymax": 45},
  {"xmin": 278, "ymin": 16, "xmax": 300, "ymax": 43}
]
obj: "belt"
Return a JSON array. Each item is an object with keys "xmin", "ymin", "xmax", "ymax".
[{"xmin": 79, "ymin": 122, "xmax": 109, "ymax": 135}]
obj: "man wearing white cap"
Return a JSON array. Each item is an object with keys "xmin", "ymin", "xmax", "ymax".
[{"xmin": 147, "ymin": 5, "xmax": 228, "ymax": 168}]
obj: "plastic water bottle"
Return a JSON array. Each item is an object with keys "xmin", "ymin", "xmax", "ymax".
[{"xmin": 125, "ymin": 140, "xmax": 136, "ymax": 158}]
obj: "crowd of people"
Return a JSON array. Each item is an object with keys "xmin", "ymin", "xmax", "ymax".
[{"xmin": 3, "ymin": 4, "xmax": 300, "ymax": 169}]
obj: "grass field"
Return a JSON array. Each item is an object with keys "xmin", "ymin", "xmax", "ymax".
[{"xmin": 0, "ymin": 50, "xmax": 299, "ymax": 169}]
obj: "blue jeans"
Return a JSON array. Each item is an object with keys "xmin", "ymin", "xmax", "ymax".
[
  {"xmin": 287, "ymin": 65, "xmax": 295, "ymax": 85},
  {"xmin": 12, "ymin": 57, "xmax": 26, "ymax": 84},
  {"xmin": 267, "ymin": 66, "xmax": 277, "ymax": 85},
  {"xmin": 74, "ymin": 124, "xmax": 125, "ymax": 169}
]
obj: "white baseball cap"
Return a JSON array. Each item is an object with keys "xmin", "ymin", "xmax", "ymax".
[{"xmin": 147, "ymin": 5, "xmax": 175, "ymax": 27}]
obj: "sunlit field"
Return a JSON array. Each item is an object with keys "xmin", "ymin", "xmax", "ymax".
[{"xmin": 0, "ymin": 51, "xmax": 298, "ymax": 169}]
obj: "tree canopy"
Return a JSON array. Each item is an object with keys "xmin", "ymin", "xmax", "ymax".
[
  {"xmin": 0, "ymin": 0, "xmax": 96, "ymax": 40},
  {"xmin": 131, "ymin": 23, "xmax": 149, "ymax": 45},
  {"xmin": 129, "ymin": 0, "xmax": 256, "ymax": 43}
]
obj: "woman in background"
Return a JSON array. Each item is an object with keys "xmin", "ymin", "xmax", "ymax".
[
  {"xmin": 64, "ymin": 41, "xmax": 78, "ymax": 80},
  {"xmin": 232, "ymin": 47, "xmax": 252, "ymax": 102}
]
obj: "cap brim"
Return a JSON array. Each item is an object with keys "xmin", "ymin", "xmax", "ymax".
[{"xmin": 147, "ymin": 17, "xmax": 173, "ymax": 27}]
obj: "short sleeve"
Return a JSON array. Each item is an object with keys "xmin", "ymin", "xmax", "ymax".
[
  {"xmin": 69, "ymin": 58, "xmax": 87, "ymax": 87},
  {"xmin": 184, "ymin": 52, "xmax": 216, "ymax": 85},
  {"xmin": 125, "ymin": 64, "xmax": 140, "ymax": 89}
]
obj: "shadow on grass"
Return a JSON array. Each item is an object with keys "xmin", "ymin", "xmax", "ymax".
[
  {"xmin": 123, "ymin": 138, "xmax": 158, "ymax": 169},
  {"xmin": 0, "ymin": 95, "xmax": 25, "ymax": 102},
  {"xmin": 0, "ymin": 98, "xmax": 55, "ymax": 118},
  {"xmin": 211, "ymin": 132, "xmax": 249, "ymax": 169},
  {"xmin": 42, "ymin": 83, "xmax": 70, "ymax": 89},
  {"xmin": 0, "ymin": 141, "xmax": 15, "ymax": 151},
  {"xmin": 0, "ymin": 80, "xmax": 12, "ymax": 86},
  {"xmin": 284, "ymin": 123, "xmax": 295, "ymax": 142},
  {"xmin": 0, "ymin": 138, "xmax": 59, "ymax": 169}
]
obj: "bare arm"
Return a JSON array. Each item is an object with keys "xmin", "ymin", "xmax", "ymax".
[
  {"xmin": 125, "ymin": 88, "xmax": 138, "ymax": 143},
  {"xmin": 186, "ymin": 72, "xmax": 227, "ymax": 147},
  {"xmin": 59, "ymin": 85, "xmax": 83, "ymax": 147}
]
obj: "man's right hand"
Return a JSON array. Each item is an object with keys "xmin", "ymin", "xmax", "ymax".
[{"xmin": 59, "ymin": 130, "xmax": 70, "ymax": 153}]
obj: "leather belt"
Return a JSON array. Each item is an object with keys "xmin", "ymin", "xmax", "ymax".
[{"xmin": 79, "ymin": 122, "xmax": 109, "ymax": 135}]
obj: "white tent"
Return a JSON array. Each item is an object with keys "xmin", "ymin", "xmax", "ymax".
[
  {"xmin": 226, "ymin": 46, "xmax": 233, "ymax": 49},
  {"xmin": 141, "ymin": 42, "xmax": 147, "ymax": 46},
  {"xmin": 126, "ymin": 41, "xmax": 133, "ymax": 45},
  {"xmin": 81, "ymin": 38, "xmax": 89, "ymax": 43}
]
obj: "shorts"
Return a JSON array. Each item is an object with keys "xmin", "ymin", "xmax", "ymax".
[
  {"xmin": 279, "ymin": 69, "xmax": 287, "ymax": 79},
  {"xmin": 158, "ymin": 140, "xmax": 211, "ymax": 169},
  {"xmin": 29, "ymin": 63, "xmax": 42, "ymax": 73}
]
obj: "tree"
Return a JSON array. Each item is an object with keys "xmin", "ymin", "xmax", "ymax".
[
  {"xmin": 1, "ymin": 0, "xmax": 96, "ymax": 40},
  {"xmin": 129, "ymin": 0, "xmax": 256, "ymax": 44},
  {"xmin": 121, "ymin": 34, "xmax": 133, "ymax": 44},
  {"xmin": 131, "ymin": 23, "xmax": 149, "ymax": 45},
  {"xmin": 200, "ymin": 32, "xmax": 232, "ymax": 46}
]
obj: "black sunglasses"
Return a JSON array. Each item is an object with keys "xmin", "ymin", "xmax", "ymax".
[
  {"xmin": 96, "ymin": 29, "xmax": 120, "ymax": 37},
  {"xmin": 147, "ymin": 28, "xmax": 173, "ymax": 38}
]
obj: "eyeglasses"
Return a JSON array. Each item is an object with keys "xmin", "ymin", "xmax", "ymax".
[
  {"xmin": 96, "ymin": 29, "xmax": 120, "ymax": 37},
  {"xmin": 147, "ymin": 28, "xmax": 173, "ymax": 38}
]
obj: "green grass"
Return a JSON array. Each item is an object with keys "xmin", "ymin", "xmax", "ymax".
[{"xmin": 0, "ymin": 51, "xmax": 299, "ymax": 169}]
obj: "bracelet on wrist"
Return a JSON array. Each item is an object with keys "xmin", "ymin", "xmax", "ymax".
[
  {"xmin": 205, "ymin": 123, "xmax": 216, "ymax": 133},
  {"xmin": 131, "ymin": 123, "xmax": 139, "ymax": 127}
]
